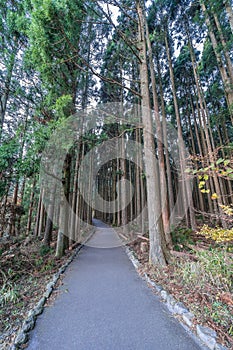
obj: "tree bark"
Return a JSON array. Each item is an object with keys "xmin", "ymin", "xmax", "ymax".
[
  {"xmin": 145, "ymin": 20, "xmax": 172, "ymax": 246},
  {"xmin": 137, "ymin": 0, "xmax": 169, "ymax": 266},
  {"xmin": 164, "ymin": 28, "xmax": 196, "ymax": 230}
]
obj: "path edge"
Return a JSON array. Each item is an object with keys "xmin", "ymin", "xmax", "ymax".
[
  {"xmin": 125, "ymin": 246, "xmax": 228, "ymax": 350},
  {"xmin": 10, "ymin": 229, "xmax": 95, "ymax": 350}
]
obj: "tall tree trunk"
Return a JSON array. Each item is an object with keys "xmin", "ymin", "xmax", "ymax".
[
  {"xmin": 137, "ymin": 0, "xmax": 169, "ymax": 266},
  {"xmin": 201, "ymin": 2, "xmax": 233, "ymax": 110},
  {"xmin": 224, "ymin": 0, "xmax": 233, "ymax": 34},
  {"xmin": 212, "ymin": 11, "xmax": 233, "ymax": 85},
  {"xmin": 0, "ymin": 39, "xmax": 19, "ymax": 140},
  {"xmin": 187, "ymin": 29, "xmax": 228, "ymax": 226},
  {"xmin": 70, "ymin": 149, "xmax": 80, "ymax": 242},
  {"xmin": 55, "ymin": 154, "xmax": 71, "ymax": 257},
  {"xmin": 164, "ymin": 28, "xmax": 196, "ymax": 230},
  {"xmin": 145, "ymin": 21, "xmax": 172, "ymax": 246},
  {"xmin": 34, "ymin": 189, "xmax": 43, "ymax": 236},
  {"xmin": 156, "ymin": 58, "xmax": 175, "ymax": 221},
  {"xmin": 43, "ymin": 182, "xmax": 57, "ymax": 246},
  {"xmin": 26, "ymin": 178, "xmax": 36, "ymax": 236},
  {"xmin": 120, "ymin": 135, "xmax": 127, "ymax": 232}
]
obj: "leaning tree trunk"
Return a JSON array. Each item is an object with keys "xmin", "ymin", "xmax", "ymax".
[
  {"xmin": 224, "ymin": 0, "xmax": 233, "ymax": 35},
  {"xmin": 201, "ymin": 2, "xmax": 233, "ymax": 111}
]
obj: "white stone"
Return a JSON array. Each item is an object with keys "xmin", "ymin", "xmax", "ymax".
[
  {"xmin": 173, "ymin": 302, "xmax": 188, "ymax": 315},
  {"xmin": 182, "ymin": 312, "xmax": 194, "ymax": 327},
  {"xmin": 196, "ymin": 325, "xmax": 217, "ymax": 350},
  {"xmin": 161, "ymin": 290, "xmax": 168, "ymax": 301}
]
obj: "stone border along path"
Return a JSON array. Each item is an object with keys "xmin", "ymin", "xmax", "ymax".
[
  {"xmin": 10, "ymin": 229, "xmax": 95, "ymax": 350},
  {"xmin": 11, "ymin": 224, "xmax": 228, "ymax": 350},
  {"xmin": 125, "ymin": 247, "xmax": 228, "ymax": 350}
]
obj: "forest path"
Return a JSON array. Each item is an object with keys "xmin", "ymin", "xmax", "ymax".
[{"xmin": 27, "ymin": 219, "xmax": 204, "ymax": 350}]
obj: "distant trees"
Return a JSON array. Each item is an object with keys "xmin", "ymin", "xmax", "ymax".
[{"xmin": 0, "ymin": 0, "xmax": 232, "ymax": 266}]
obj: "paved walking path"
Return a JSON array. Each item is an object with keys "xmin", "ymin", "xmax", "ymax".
[{"xmin": 27, "ymin": 220, "xmax": 204, "ymax": 350}]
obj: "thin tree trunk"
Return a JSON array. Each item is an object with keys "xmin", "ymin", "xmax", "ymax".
[
  {"xmin": 157, "ymin": 58, "xmax": 175, "ymax": 221},
  {"xmin": 224, "ymin": 0, "xmax": 233, "ymax": 34},
  {"xmin": 120, "ymin": 135, "xmax": 127, "ymax": 232},
  {"xmin": 43, "ymin": 182, "xmax": 57, "ymax": 246},
  {"xmin": 213, "ymin": 12, "xmax": 233, "ymax": 85},
  {"xmin": 0, "ymin": 39, "xmax": 19, "ymax": 140},
  {"xmin": 26, "ymin": 178, "xmax": 36, "ymax": 236},
  {"xmin": 201, "ymin": 2, "xmax": 233, "ymax": 109},
  {"xmin": 164, "ymin": 28, "xmax": 196, "ymax": 230}
]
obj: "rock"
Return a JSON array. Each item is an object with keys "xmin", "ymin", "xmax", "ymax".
[
  {"xmin": 52, "ymin": 274, "xmax": 59, "ymax": 284},
  {"xmin": 44, "ymin": 287, "xmax": 53, "ymax": 299},
  {"xmin": 196, "ymin": 325, "xmax": 216, "ymax": 350},
  {"xmin": 154, "ymin": 284, "xmax": 163, "ymax": 293},
  {"xmin": 166, "ymin": 295, "xmax": 177, "ymax": 313},
  {"xmin": 46, "ymin": 281, "xmax": 54, "ymax": 290},
  {"xmin": 22, "ymin": 316, "xmax": 35, "ymax": 333},
  {"xmin": 27, "ymin": 309, "xmax": 36, "ymax": 319},
  {"xmin": 22, "ymin": 321, "xmax": 34, "ymax": 333},
  {"xmin": 173, "ymin": 302, "xmax": 188, "ymax": 315},
  {"xmin": 182, "ymin": 312, "xmax": 194, "ymax": 327},
  {"xmin": 214, "ymin": 343, "xmax": 227, "ymax": 350},
  {"xmin": 161, "ymin": 290, "xmax": 168, "ymax": 301},
  {"xmin": 167, "ymin": 295, "xmax": 176, "ymax": 306},
  {"xmin": 59, "ymin": 266, "xmax": 66, "ymax": 274},
  {"xmin": 34, "ymin": 297, "xmax": 46, "ymax": 315},
  {"xmin": 15, "ymin": 331, "xmax": 28, "ymax": 345}
]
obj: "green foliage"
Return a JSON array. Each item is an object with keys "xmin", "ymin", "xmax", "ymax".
[
  {"xmin": 26, "ymin": 0, "xmax": 85, "ymax": 108},
  {"xmin": 40, "ymin": 258, "xmax": 55, "ymax": 272},
  {"xmin": 178, "ymin": 248, "xmax": 232, "ymax": 290},
  {"xmin": 203, "ymin": 301, "xmax": 232, "ymax": 329},
  {"xmin": 0, "ymin": 282, "xmax": 19, "ymax": 306},
  {"xmin": 0, "ymin": 270, "xmax": 19, "ymax": 306},
  {"xmin": 171, "ymin": 227, "xmax": 194, "ymax": 251},
  {"xmin": 53, "ymin": 94, "xmax": 73, "ymax": 118},
  {"xmin": 39, "ymin": 244, "xmax": 53, "ymax": 256}
]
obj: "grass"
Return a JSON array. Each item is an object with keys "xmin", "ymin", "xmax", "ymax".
[{"xmin": 132, "ymin": 225, "xmax": 233, "ymax": 348}]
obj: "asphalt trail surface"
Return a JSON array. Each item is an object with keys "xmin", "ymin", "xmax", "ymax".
[{"xmin": 27, "ymin": 219, "xmax": 204, "ymax": 350}]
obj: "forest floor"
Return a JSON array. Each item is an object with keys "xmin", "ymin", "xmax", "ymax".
[
  {"xmin": 128, "ymin": 226, "xmax": 233, "ymax": 349},
  {"xmin": 0, "ymin": 233, "xmax": 76, "ymax": 349},
  {"xmin": 0, "ymin": 225, "xmax": 232, "ymax": 349}
]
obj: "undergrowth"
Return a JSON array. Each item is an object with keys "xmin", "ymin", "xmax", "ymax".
[{"xmin": 134, "ymin": 225, "xmax": 233, "ymax": 348}]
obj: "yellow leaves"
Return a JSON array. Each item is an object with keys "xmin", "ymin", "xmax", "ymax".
[
  {"xmin": 199, "ymin": 181, "xmax": 206, "ymax": 188},
  {"xmin": 219, "ymin": 204, "xmax": 233, "ymax": 216},
  {"xmin": 199, "ymin": 224, "xmax": 233, "ymax": 243},
  {"xmin": 201, "ymin": 189, "xmax": 210, "ymax": 193},
  {"xmin": 211, "ymin": 193, "xmax": 218, "ymax": 200}
]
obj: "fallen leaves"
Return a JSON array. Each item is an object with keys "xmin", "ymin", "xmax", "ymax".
[{"xmin": 0, "ymin": 235, "xmax": 73, "ymax": 349}]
